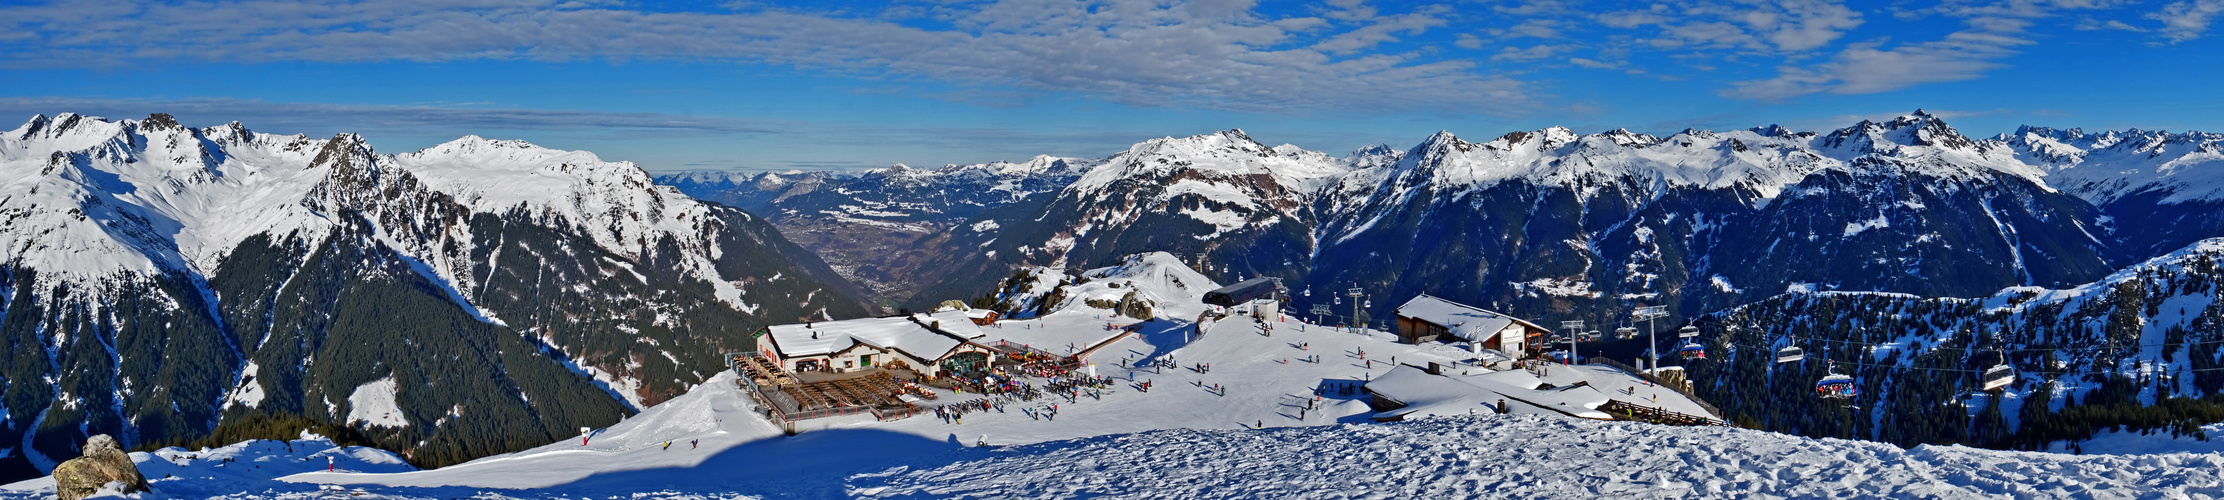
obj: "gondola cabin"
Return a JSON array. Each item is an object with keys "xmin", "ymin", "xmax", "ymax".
[
  {"xmin": 1677, "ymin": 343, "xmax": 1706, "ymax": 360},
  {"xmin": 1980, "ymin": 365, "xmax": 2015, "ymax": 392},
  {"xmin": 1775, "ymin": 346, "xmax": 1804, "ymax": 364}
]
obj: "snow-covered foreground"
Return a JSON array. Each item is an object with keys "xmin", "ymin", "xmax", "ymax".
[
  {"xmin": 2045, "ymin": 422, "xmax": 2224, "ymax": 456},
  {"xmin": 859, "ymin": 415, "xmax": 2224, "ymax": 499},
  {"xmin": 14, "ymin": 413, "xmax": 2224, "ymax": 499}
]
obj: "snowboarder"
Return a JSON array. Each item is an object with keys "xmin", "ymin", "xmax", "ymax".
[{"xmin": 663, "ymin": 441, "xmax": 671, "ymax": 450}]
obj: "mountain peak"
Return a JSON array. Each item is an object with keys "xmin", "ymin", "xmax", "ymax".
[
  {"xmin": 1749, "ymin": 124, "xmax": 1795, "ymax": 137},
  {"xmin": 1822, "ymin": 110, "xmax": 1977, "ymax": 152}
]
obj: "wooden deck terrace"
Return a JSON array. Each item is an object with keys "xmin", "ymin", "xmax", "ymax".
[{"xmin": 1598, "ymin": 400, "xmax": 1731, "ymax": 427}]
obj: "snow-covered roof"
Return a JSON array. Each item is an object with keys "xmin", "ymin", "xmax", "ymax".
[
  {"xmin": 1366, "ymin": 365, "xmax": 1613, "ymax": 420},
  {"xmin": 765, "ymin": 310, "xmax": 984, "ymax": 361},
  {"xmin": 1393, "ymin": 295, "xmax": 1544, "ymax": 341}
]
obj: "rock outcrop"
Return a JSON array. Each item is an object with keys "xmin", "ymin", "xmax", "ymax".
[{"xmin": 51, "ymin": 435, "xmax": 150, "ymax": 500}]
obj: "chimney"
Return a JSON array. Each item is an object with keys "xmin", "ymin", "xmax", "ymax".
[{"xmin": 1427, "ymin": 362, "xmax": 1442, "ymax": 375}]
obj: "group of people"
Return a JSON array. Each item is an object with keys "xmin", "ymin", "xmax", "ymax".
[
  {"xmin": 932, "ymin": 369, "xmax": 1126, "ymax": 424},
  {"xmin": 934, "ymin": 396, "xmax": 1001, "ymax": 424},
  {"xmin": 1322, "ymin": 382, "xmax": 1362, "ymax": 397}
]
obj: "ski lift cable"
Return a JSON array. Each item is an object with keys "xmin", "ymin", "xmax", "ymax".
[
  {"xmin": 1689, "ymin": 336, "xmax": 2219, "ymax": 376},
  {"xmin": 1671, "ymin": 315, "xmax": 2207, "ymax": 354}
]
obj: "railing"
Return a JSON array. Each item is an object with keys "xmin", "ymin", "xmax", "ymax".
[
  {"xmin": 1586, "ymin": 357, "xmax": 1724, "ymax": 419},
  {"xmin": 730, "ymin": 357, "xmax": 917, "ymax": 424},
  {"xmin": 1598, "ymin": 400, "xmax": 1730, "ymax": 427},
  {"xmin": 1071, "ymin": 331, "xmax": 1132, "ymax": 364}
]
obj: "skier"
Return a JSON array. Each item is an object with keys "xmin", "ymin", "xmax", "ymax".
[{"xmin": 662, "ymin": 441, "xmax": 671, "ymax": 450}]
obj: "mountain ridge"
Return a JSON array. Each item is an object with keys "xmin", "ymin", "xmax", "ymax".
[
  {"xmin": 661, "ymin": 111, "xmax": 2220, "ymax": 328},
  {"xmin": 0, "ymin": 112, "xmax": 872, "ymax": 481}
]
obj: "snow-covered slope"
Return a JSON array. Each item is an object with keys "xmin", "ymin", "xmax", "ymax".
[
  {"xmin": 983, "ymin": 251, "xmax": 1220, "ymax": 320},
  {"xmin": 0, "ymin": 113, "xmax": 869, "ymax": 482},
  {"xmin": 2005, "ymin": 126, "xmax": 2224, "ymax": 204}
]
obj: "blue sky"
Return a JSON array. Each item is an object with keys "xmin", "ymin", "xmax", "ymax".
[{"xmin": 2, "ymin": 0, "xmax": 2221, "ymax": 172}]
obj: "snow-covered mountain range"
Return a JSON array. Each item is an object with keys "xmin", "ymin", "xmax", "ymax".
[
  {"xmin": 665, "ymin": 111, "xmax": 2224, "ymax": 330},
  {"xmin": 0, "ymin": 113, "xmax": 869, "ymax": 481}
]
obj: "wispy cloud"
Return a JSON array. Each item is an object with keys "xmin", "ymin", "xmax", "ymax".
[
  {"xmin": 0, "ymin": 96, "xmax": 1189, "ymax": 172},
  {"xmin": 1719, "ymin": 0, "xmax": 2096, "ymax": 100},
  {"xmin": 0, "ymin": 97, "xmax": 773, "ymax": 137},
  {"xmin": 2149, "ymin": 0, "xmax": 2224, "ymax": 42},
  {"xmin": 1600, "ymin": 1, "xmax": 1864, "ymax": 53},
  {"xmin": 0, "ymin": 0, "xmax": 1532, "ymax": 116}
]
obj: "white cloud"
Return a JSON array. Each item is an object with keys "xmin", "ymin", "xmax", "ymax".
[
  {"xmin": 0, "ymin": 0, "xmax": 1529, "ymax": 116},
  {"xmin": 1761, "ymin": 0, "xmax": 1865, "ymax": 51},
  {"xmin": 1492, "ymin": 45, "xmax": 1563, "ymax": 61},
  {"xmin": 2074, "ymin": 18, "xmax": 2146, "ymax": 31},
  {"xmin": 1596, "ymin": 1, "xmax": 1862, "ymax": 53},
  {"xmin": 0, "ymin": 97, "xmax": 774, "ymax": 136},
  {"xmin": 1717, "ymin": 0, "xmax": 2132, "ymax": 100},
  {"xmin": 1727, "ymin": 31, "xmax": 2031, "ymax": 100},
  {"xmin": 1508, "ymin": 19, "xmax": 1564, "ymax": 39},
  {"xmin": 1568, "ymin": 57, "xmax": 1619, "ymax": 69},
  {"xmin": 1455, "ymin": 33, "xmax": 1485, "ymax": 49},
  {"xmin": 1310, "ymin": 6, "xmax": 1452, "ymax": 54},
  {"xmin": 2149, "ymin": 0, "xmax": 2224, "ymax": 42}
]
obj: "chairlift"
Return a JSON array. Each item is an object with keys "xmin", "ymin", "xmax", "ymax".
[
  {"xmin": 1677, "ymin": 342, "xmax": 1706, "ymax": 360},
  {"xmin": 1615, "ymin": 326, "xmax": 1638, "ymax": 339},
  {"xmin": 1677, "ymin": 325, "xmax": 1699, "ymax": 338},
  {"xmin": 1817, "ymin": 362, "xmax": 1857, "ymax": 399},
  {"xmin": 1775, "ymin": 346, "xmax": 1805, "ymax": 364}
]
